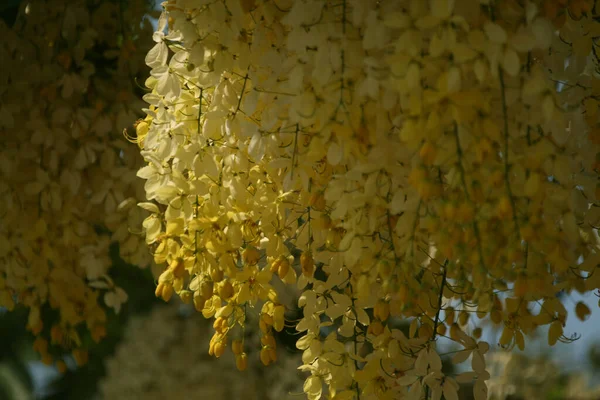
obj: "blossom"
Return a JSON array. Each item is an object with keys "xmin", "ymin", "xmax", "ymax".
[{"xmin": 134, "ymin": 0, "xmax": 600, "ymax": 398}]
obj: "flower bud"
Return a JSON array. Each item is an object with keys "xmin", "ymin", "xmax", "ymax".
[
  {"xmin": 200, "ymin": 280, "xmax": 214, "ymax": 299},
  {"xmin": 269, "ymin": 257, "xmax": 282, "ymax": 273},
  {"xmin": 232, "ymin": 339, "xmax": 244, "ymax": 355},
  {"xmin": 260, "ymin": 347, "xmax": 271, "ymax": 366},
  {"xmin": 214, "ymin": 341, "xmax": 226, "ymax": 358},
  {"xmin": 277, "ymin": 259, "xmax": 290, "ymax": 279},
  {"xmin": 236, "ymin": 353, "xmax": 248, "ymax": 371},
  {"xmin": 301, "ymin": 251, "xmax": 314, "ymax": 278},
  {"xmin": 273, "ymin": 305, "xmax": 285, "ymax": 332}
]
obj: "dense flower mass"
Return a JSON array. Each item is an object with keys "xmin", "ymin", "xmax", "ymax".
[
  {"xmin": 98, "ymin": 302, "xmax": 302, "ymax": 400},
  {"xmin": 132, "ymin": 0, "xmax": 600, "ymax": 399},
  {"xmin": 0, "ymin": 0, "xmax": 155, "ymax": 366}
]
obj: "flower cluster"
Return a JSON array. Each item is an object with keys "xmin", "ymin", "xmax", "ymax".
[
  {"xmin": 98, "ymin": 302, "xmax": 302, "ymax": 400},
  {"xmin": 0, "ymin": 0, "xmax": 155, "ymax": 367},
  {"xmin": 136, "ymin": 0, "xmax": 600, "ymax": 399}
]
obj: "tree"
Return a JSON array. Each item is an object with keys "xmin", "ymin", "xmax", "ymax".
[{"xmin": 134, "ymin": 0, "xmax": 600, "ymax": 399}]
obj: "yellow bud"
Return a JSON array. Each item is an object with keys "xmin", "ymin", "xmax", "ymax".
[
  {"xmin": 236, "ymin": 353, "xmax": 248, "ymax": 371},
  {"xmin": 268, "ymin": 348, "xmax": 277, "ymax": 363},
  {"xmin": 155, "ymin": 282, "xmax": 164, "ymax": 298},
  {"xmin": 134, "ymin": 120, "xmax": 149, "ymax": 148},
  {"xmin": 259, "ymin": 318, "xmax": 269, "ymax": 334},
  {"xmin": 214, "ymin": 341, "xmax": 226, "ymax": 358},
  {"xmin": 169, "ymin": 257, "xmax": 185, "ymax": 278},
  {"xmin": 261, "ymin": 313, "xmax": 274, "ymax": 326},
  {"xmin": 269, "ymin": 257, "xmax": 282, "ymax": 273},
  {"xmin": 232, "ymin": 339, "xmax": 244, "ymax": 355},
  {"xmin": 260, "ymin": 347, "xmax": 272, "ymax": 366},
  {"xmin": 200, "ymin": 280, "xmax": 214, "ymax": 299},
  {"xmin": 261, "ymin": 334, "xmax": 276, "ymax": 348},
  {"xmin": 213, "ymin": 317, "xmax": 228, "ymax": 333},
  {"xmin": 473, "ymin": 327, "xmax": 482, "ymax": 339},
  {"xmin": 301, "ymin": 251, "xmax": 314, "ymax": 277},
  {"xmin": 278, "ymin": 259, "xmax": 290, "ymax": 279},
  {"xmin": 161, "ymin": 284, "xmax": 174, "ymax": 302},
  {"xmin": 273, "ymin": 305, "xmax": 285, "ymax": 332}
]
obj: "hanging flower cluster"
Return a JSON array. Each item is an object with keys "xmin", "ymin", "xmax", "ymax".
[
  {"xmin": 0, "ymin": 0, "xmax": 155, "ymax": 367},
  {"xmin": 98, "ymin": 302, "xmax": 302, "ymax": 400},
  {"xmin": 136, "ymin": 0, "xmax": 600, "ymax": 399}
]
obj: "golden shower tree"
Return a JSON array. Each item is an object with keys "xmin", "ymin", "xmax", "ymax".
[
  {"xmin": 131, "ymin": 0, "xmax": 600, "ymax": 399},
  {"xmin": 134, "ymin": 0, "xmax": 600, "ymax": 398}
]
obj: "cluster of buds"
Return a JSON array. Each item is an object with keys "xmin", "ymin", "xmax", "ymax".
[{"xmin": 258, "ymin": 301, "xmax": 285, "ymax": 366}]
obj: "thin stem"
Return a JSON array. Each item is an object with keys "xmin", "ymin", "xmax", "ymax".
[
  {"xmin": 425, "ymin": 260, "xmax": 447, "ymax": 400},
  {"xmin": 498, "ymin": 68, "xmax": 521, "ymax": 236},
  {"xmin": 453, "ymin": 123, "xmax": 487, "ymax": 271}
]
